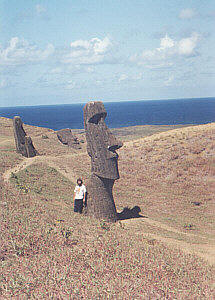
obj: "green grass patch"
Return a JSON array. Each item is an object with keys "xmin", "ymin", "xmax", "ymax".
[
  {"xmin": 0, "ymin": 150, "xmax": 23, "ymax": 174},
  {"xmin": 10, "ymin": 163, "xmax": 75, "ymax": 204}
]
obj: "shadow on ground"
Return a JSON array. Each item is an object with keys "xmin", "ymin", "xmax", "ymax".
[{"xmin": 117, "ymin": 206, "xmax": 147, "ymax": 220}]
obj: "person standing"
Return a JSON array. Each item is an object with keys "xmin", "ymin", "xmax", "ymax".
[{"xmin": 73, "ymin": 178, "xmax": 86, "ymax": 213}]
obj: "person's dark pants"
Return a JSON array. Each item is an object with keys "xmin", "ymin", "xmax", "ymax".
[{"xmin": 74, "ymin": 199, "xmax": 83, "ymax": 213}]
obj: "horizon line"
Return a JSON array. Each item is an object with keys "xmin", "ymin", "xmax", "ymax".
[{"xmin": 1, "ymin": 96, "xmax": 215, "ymax": 109}]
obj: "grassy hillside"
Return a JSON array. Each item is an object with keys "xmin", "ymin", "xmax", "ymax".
[{"xmin": 0, "ymin": 117, "xmax": 214, "ymax": 298}]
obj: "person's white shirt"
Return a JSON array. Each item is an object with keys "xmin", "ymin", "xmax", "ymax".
[{"xmin": 74, "ymin": 184, "xmax": 86, "ymax": 200}]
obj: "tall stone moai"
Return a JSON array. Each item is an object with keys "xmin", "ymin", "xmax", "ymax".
[
  {"xmin": 13, "ymin": 116, "xmax": 37, "ymax": 158},
  {"xmin": 83, "ymin": 101, "xmax": 123, "ymax": 222}
]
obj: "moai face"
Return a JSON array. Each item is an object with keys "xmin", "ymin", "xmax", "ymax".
[
  {"xmin": 13, "ymin": 116, "xmax": 37, "ymax": 158},
  {"xmin": 14, "ymin": 116, "xmax": 22, "ymax": 127},
  {"xmin": 84, "ymin": 101, "xmax": 123, "ymax": 180},
  {"xmin": 13, "ymin": 116, "xmax": 26, "ymax": 147},
  {"xmin": 14, "ymin": 116, "xmax": 26, "ymax": 143}
]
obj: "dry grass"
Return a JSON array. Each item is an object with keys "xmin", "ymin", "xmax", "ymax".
[
  {"xmin": 0, "ymin": 117, "xmax": 215, "ymax": 298},
  {"xmin": 1, "ymin": 181, "xmax": 214, "ymax": 299},
  {"xmin": 115, "ymin": 123, "xmax": 215, "ymax": 238},
  {"xmin": 111, "ymin": 124, "xmax": 194, "ymax": 142},
  {"xmin": 0, "ymin": 141, "xmax": 23, "ymax": 174}
]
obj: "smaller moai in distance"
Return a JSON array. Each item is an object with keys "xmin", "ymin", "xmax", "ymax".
[
  {"xmin": 13, "ymin": 116, "xmax": 37, "ymax": 158},
  {"xmin": 57, "ymin": 128, "xmax": 81, "ymax": 149}
]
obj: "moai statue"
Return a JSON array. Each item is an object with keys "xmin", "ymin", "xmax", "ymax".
[
  {"xmin": 57, "ymin": 128, "xmax": 81, "ymax": 149},
  {"xmin": 13, "ymin": 116, "xmax": 37, "ymax": 158},
  {"xmin": 83, "ymin": 101, "xmax": 123, "ymax": 222}
]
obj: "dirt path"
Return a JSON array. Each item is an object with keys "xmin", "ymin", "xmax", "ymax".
[
  {"xmin": 3, "ymin": 157, "xmax": 38, "ymax": 182},
  {"xmin": 141, "ymin": 217, "xmax": 215, "ymax": 242},
  {"xmin": 0, "ymin": 138, "xmax": 14, "ymax": 147},
  {"xmin": 121, "ymin": 218, "xmax": 215, "ymax": 265}
]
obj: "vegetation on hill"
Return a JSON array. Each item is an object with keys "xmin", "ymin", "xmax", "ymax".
[{"xmin": 0, "ymin": 117, "xmax": 214, "ymax": 298}]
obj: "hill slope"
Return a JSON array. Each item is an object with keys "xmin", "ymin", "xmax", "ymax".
[{"xmin": 0, "ymin": 117, "xmax": 214, "ymax": 298}]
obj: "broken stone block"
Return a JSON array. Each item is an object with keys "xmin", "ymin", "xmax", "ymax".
[{"xmin": 57, "ymin": 128, "xmax": 81, "ymax": 149}]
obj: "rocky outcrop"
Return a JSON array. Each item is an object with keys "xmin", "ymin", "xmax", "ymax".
[
  {"xmin": 84, "ymin": 101, "xmax": 123, "ymax": 222},
  {"xmin": 13, "ymin": 116, "xmax": 37, "ymax": 158},
  {"xmin": 57, "ymin": 128, "xmax": 81, "ymax": 149}
]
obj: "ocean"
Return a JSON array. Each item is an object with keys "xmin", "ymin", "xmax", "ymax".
[{"xmin": 0, "ymin": 98, "xmax": 215, "ymax": 130}]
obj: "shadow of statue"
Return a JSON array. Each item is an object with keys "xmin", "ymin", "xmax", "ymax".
[
  {"xmin": 84, "ymin": 191, "xmax": 88, "ymax": 208},
  {"xmin": 117, "ymin": 206, "xmax": 147, "ymax": 220}
]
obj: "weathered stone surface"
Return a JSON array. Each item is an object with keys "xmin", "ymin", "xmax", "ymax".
[
  {"xmin": 57, "ymin": 129, "xmax": 81, "ymax": 149},
  {"xmin": 25, "ymin": 136, "xmax": 37, "ymax": 158},
  {"xmin": 13, "ymin": 116, "xmax": 37, "ymax": 158},
  {"xmin": 84, "ymin": 101, "xmax": 123, "ymax": 222}
]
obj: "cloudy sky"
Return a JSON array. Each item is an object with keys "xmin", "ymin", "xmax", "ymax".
[{"xmin": 1, "ymin": 0, "xmax": 215, "ymax": 107}]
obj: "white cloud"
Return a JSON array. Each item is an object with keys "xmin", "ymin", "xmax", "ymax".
[
  {"xmin": 93, "ymin": 37, "xmax": 111, "ymax": 54},
  {"xmin": 159, "ymin": 35, "xmax": 175, "ymax": 50},
  {"xmin": 131, "ymin": 32, "xmax": 200, "ymax": 68},
  {"xmin": 118, "ymin": 73, "xmax": 143, "ymax": 83},
  {"xmin": 86, "ymin": 66, "xmax": 95, "ymax": 73},
  {"xmin": 0, "ymin": 37, "xmax": 54, "ymax": 66},
  {"xmin": 49, "ymin": 67, "xmax": 62, "ymax": 74},
  {"xmin": 65, "ymin": 80, "xmax": 76, "ymax": 90},
  {"xmin": 118, "ymin": 74, "xmax": 128, "ymax": 82},
  {"xmin": 179, "ymin": 8, "xmax": 196, "ymax": 19},
  {"xmin": 62, "ymin": 36, "xmax": 113, "ymax": 64},
  {"xmin": 164, "ymin": 75, "xmax": 174, "ymax": 86},
  {"xmin": 48, "ymin": 64, "xmax": 95, "ymax": 77},
  {"xmin": 178, "ymin": 33, "xmax": 199, "ymax": 55},
  {"xmin": 0, "ymin": 79, "xmax": 7, "ymax": 88},
  {"xmin": 36, "ymin": 4, "xmax": 46, "ymax": 15}
]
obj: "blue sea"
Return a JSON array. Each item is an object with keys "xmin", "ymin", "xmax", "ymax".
[{"xmin": 0, "ymin": 98, "xmax": 215, "ymax": 130}]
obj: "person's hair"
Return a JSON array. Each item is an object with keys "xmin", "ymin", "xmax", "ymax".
[{"xmin": 77, "ymin": 178, "xmax": 83, "ymax": 184}]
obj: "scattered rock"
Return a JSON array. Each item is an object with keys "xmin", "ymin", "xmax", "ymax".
[
  {"xmin": 147, "ymin": 239, "xmax": 157, "ymax": 246},
  {"xmin": 191, "ymin": 201, "xmax": 202, "ymax": 206},
  {"xmin": 184, "ymin": 223, "xmax": 195, "ymax": 230}
]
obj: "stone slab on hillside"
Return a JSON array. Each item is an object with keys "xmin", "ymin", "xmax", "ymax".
[
  {"xmin": 13, "ymin": 116, "xmax": 37, "ymax": 158},
  {"xmin": 56, "ymin": 128, "xmax": 81, "ymax": 149}
]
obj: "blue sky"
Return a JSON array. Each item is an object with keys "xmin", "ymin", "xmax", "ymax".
[{"xmin": 0, "ymin": 0, "xmax": 215, "ymax": 107}]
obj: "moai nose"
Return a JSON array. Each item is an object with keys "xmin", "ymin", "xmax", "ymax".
[{"xmin": 108, "ymin": 137, "xmax": 123, "ymax": 152}]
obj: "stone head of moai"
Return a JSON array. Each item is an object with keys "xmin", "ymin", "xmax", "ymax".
[
  {"xmin": 13, "ymin": 116, "xmax": 26, "ymax": 144},
  {"xmin": 84, "ymin": 101, "xmax": 123, "ymax": 180},
  {"xmin": 13, "ymin": 116, "xmax": 37, "ymax": 158}
]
